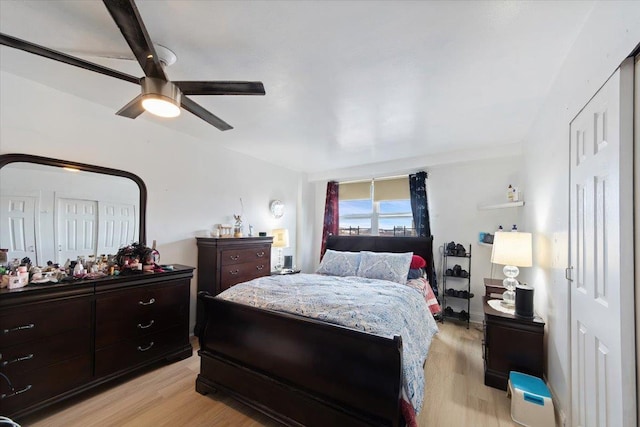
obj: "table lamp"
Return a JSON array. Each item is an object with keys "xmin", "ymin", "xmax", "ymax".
[
  {"xmin": 490, "ymin": 231, "xmax": 532, "ymax": 307},
  {"xmin": 271, "ymin": 228, "xmax": 289, "ymax": 271}
]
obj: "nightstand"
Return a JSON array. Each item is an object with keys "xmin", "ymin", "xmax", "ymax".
[
  {"xmin": 271, "ymin": 269, "xmax": 301, "ymax": 275},
  {"xmin": 483, "ymin": 295, "xmax": 545, "ymax": 390}
]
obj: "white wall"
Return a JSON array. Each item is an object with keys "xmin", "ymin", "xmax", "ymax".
[
  {"xmin": 0, "ymin": 71, "xmax": 305, "ymax": 332},
  {"xmin": 519, "ymin": 2, "xmax": 640, "ymax": 423},
  {"xmin": 310, "ymin": 154, "xmax": 524, "ymax": 322},
  {"xmin": 428, "ymin": 156, "xmax": 524, "ymax": 322}
]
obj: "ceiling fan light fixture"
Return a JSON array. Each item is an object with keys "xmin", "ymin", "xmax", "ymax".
[
  {"xmin": 142, "ymin": 96, "xmax": 180, "ymax": 117},
  {"xmin": 141, "ymin": 77, "xmax": 182, "ymax": 118}
]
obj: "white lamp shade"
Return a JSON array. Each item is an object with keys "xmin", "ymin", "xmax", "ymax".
[
  {"xmin": 490, "ymin": 232, "xmax": 532, "ymax": 267},
  {"xmin": 272, "ymin": 228, "xmax": 290, "ymax": 248}
]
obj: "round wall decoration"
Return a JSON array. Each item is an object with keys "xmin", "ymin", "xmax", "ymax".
[{"xmin": 270, "ymin": 200, "xmax": 285, "ymax": 218}]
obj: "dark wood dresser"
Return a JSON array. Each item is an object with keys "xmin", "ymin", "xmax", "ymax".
[
  {"xmin": 0, "ymin": 265, "xmax": 194, "ymax": 420},
  {"xmin": 483, "ymin": 296, "xmax": 545, "ymax": 390},
  {"xmin": 195, "ymin": 237, "xmax": 272, "ymax": 336}
]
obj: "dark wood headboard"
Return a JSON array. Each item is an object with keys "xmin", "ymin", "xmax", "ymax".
[{"xmin": 325, "ymin": 235, "xmax": 434, "ymax": 275}]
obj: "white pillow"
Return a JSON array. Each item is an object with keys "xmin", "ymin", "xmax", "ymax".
[
  {"xmin": 356, "ymin": 251, "xmax": 413, "ymax": 285},
  {"xmin": 316, "ymin": 249, "xmax": 361, "ymax": 277}
]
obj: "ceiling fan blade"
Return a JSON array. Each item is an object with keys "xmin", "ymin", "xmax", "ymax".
[
  {"xmin": 173, "ymin": 81, "xmax": 266, "ymax": 96},
  {"xmin": 116, "ymin": 94, "xmax": 145, "ymax": 118},
  {"xmin": 0, "ymin": 32, "xmax": 140, "ymax": 85},
  {"xmin": 102, "ymin": 0, "xmax": 167, "ymax": 81},
  {"xmin": 181, "ymin": 96, "xmax": 233, "ymax": 131}
]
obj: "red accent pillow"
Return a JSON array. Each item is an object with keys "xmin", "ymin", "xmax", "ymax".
[{"xmin": 410, "ymin": 255, "xmax": 426, "ymax": 269}]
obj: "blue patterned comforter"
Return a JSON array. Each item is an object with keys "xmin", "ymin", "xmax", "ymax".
[{"xmin": 217, "ymin": 273, "xmax": 439, "ymax": 414}]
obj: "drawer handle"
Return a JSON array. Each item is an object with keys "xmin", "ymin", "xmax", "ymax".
[
  {"xmin": 256, "ymin": 264, "xmax": 264, "ymax": 271},
  {"xmin": 138, "ymin": 298, "xmax": 156, "ymax": 306},
  {"xmin": 1, "ymin": 384, "xmax": 32, "ymax": 400},
  {"xmin": 230, "ymin": 255, "xmax": 240, "ymax": 261},
  {"xmin": 3, "ymin": 323, "xmax": 35, "ymax": 334},
  {"xmin": 256, "ymin": 251, "xmax": 265, "ymax": 257},
  {"xmin": 229, "ymin": 269, "xmax": 239, "ymax": 275},
  {"xmin": 137, "ymin": 342, "xmax": 155, "ymax": 352},
  {"xmin": 137, "ymin": 320, "xmax": 155, "ymax": 329},
  {"xmin": 2, "ymin": 353, "xmax": 34, "ymax": 367}
]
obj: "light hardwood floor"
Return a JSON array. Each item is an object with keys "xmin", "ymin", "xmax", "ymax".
[{"xmin": 18, "ymin": 322, "xmax": 514, "ymax": 427}]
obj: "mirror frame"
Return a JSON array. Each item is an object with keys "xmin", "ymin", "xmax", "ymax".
[{"xmin": 0, "ymin": 153, "xmax": 147, "ymax": 245}]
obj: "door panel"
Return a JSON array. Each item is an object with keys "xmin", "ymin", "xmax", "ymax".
[
  {"xmin": 56, "ymin": 198, "xmax": 98, "ymax": 263},
  {"xmin": 0, "ymin": 195, "xmax": 37, "ymax": 264},
  {"xmin": 97, "ymin": 201, "xmax": 136, "ymax": 255},
  {"xmin": 569, "ymin": 58, "xmax": 636, "ymax": 427}
]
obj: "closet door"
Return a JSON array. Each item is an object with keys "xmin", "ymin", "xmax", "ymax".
[
  {"xmin": 0, "ymin": 195, "xmax": 37, "ymax": 264},
  {"xmin": 569, "ymin": 57, "xmax": 636, "ymax": 427},
  {"xmin": 97, "ymin": 201, "xmax": 136, "ymax": 256},
  {"xmin": 56, "ymin": 198, "xmax": 98, "ymax": 263}
]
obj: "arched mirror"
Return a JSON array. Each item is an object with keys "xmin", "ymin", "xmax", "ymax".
[{"xmin": 0, "ymin": 153, "xmax": 146, "ymax": 266}]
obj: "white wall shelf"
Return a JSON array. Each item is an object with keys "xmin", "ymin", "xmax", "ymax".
[{"xmin": 477, "ymin": 201, "xmax": 525, "ymax": 210}]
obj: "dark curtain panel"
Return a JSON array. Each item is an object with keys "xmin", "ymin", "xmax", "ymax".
[
  {"xmin": 320, "ymin": 181, "xmax": 339, "ymax": 259},
  {"xmin": 409, "ymin": 171, "xmax": 431, "ymax": 236},
  {"xmin": 409, "ymin": 171, "xmax": 437, "ymax": 295}
]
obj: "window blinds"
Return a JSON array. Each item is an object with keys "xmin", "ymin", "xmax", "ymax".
[{"xmin": 339, "ymin": 177, "xmax": 409, "ymax": 201}]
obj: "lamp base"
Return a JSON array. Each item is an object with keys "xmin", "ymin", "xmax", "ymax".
[{"xmin": 502, "ymin": 289, "xmax": 516, "ymax": 307}]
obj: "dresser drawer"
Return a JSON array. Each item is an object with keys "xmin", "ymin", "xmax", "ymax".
[
  {"xmin": 96, "ymin": 303, "xmax": 188, "ymax": 348},
  {"xmin": 0, "ymin": 354, "xmax": 91, "ymax": 416},
  {"xmin": 0, "ymin": 298, "xmax": 92, "ymax": 348},
  {"xmin": 96, "ymin": 280, "xmax": 189, "ymax": 347},
  {"xmin": 96, "ymin": 280, "xmax": 189, "ymax": 323},
  {"xmin": 1, "ymin": 328, "xmax": 91, "ymax": 377},
  {"xmin": 220, "ymin": 260, "xmax": 269, "ymax": 290},
  {"xmin": 95, "ymin": 325, "xmax": 189, "ymax": 378},
  {"xmin": 220, "ymin": 246, "xmax": 270, "ymax": 266}
]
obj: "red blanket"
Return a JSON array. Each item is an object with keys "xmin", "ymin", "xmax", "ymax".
[{"xmin": 406, "ymin": 277, "xmax": 441, "ymax": 315}]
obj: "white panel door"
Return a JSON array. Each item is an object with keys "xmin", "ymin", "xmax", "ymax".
[
  {"xmin": 56, "ymin": 198, "xmax": 98, "ymax": 263},
  {"xmin": 97, "ymin": 201, "xmax": 136, "ymax": 255},
  {"xmin": 569, "ymin": 58, "xmax": 636, "ymax": 427},
  {"xmin": 0, "ymin": 195, "xmax": 37, "ymax": 264}
]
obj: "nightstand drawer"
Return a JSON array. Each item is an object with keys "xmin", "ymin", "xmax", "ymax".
[{"xmin": 220, "ymin": 246, "xmax": 270, "ymax": 266}]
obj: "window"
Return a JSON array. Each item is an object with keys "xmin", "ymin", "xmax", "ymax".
[{"xmin": 339, "ymin": 177, "xmax": 415, "ymax": 236}]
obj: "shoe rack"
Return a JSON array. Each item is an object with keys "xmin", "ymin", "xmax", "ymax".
[{"xmin": 441, "ymin": 242, "xmax": 472, "ymax": 328}]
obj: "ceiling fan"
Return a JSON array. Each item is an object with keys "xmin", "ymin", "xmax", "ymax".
[{"xmin": 0, "ymin": 0, "xmax": 265, "ymax": 131}]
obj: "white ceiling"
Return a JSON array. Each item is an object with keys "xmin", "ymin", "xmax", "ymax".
[{"xmin": 0, "ymin": 0, "xmax": 595, "ymax": 175}]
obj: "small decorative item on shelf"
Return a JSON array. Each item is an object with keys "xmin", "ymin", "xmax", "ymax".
[
  {"xmin": 233, "ymin": 214, "xmax": 243, "ymax": 237},
  {"xmin": 507, "ymin": 185, "xmax": 520, "ymax": 202},
  {"xmin": 217, "ymin": 224, "xmax": 233, "ymax": 238},
  {"xmin": 233, "ymin": 198, "xmax": 245, "ymax": 238}
]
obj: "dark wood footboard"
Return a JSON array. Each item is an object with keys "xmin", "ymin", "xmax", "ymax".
[{"xmin": 196, "ymin": 293, "xmax": 403, "ymax": 426}]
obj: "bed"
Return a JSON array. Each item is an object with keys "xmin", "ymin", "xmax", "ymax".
[{"xmin": 196, "ymin": 235, "xmax": 438, "ymax": 426}]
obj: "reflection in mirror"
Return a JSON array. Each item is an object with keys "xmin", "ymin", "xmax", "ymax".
[{"xmin": 0, "ymin": 154, "xmax": 146, "ymax": 266}]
